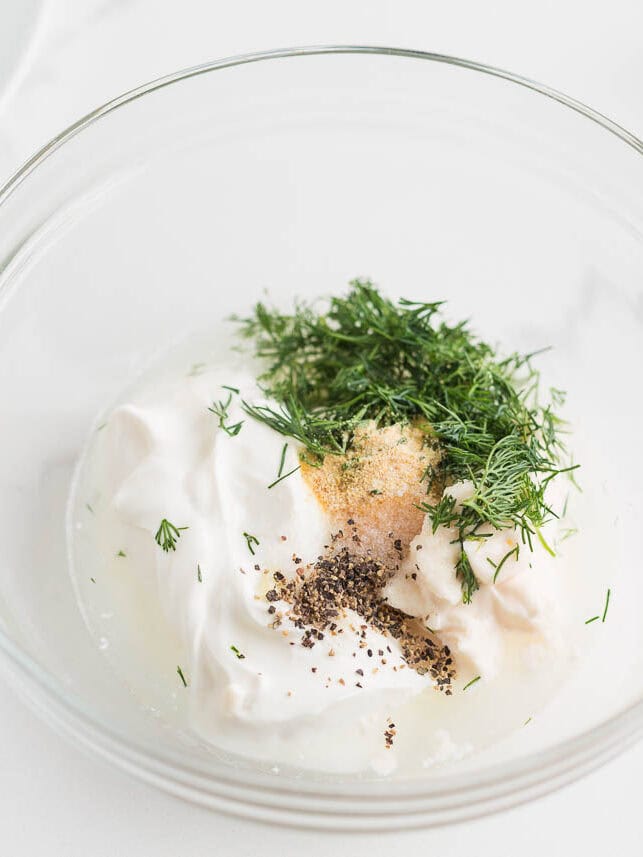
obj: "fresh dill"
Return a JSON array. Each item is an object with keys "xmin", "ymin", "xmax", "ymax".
[
  {"xmin": 243, "ymin": 531, "xmax": 260, "ymax": 555},
  {"xmin": 116, "ymin": 550, "xmax": 126, "ymax": 558},
  {"xmin": 278, "ymin": 443, "xmax": 288, "ymax": 478},
  {"xmin": 237, "ymin": 280, "xmax": 576, "ymax": 602},
  {"xmin": 197, "ymin": 563, "xmax": 202, "ymax": 582},
  {"xmin": 463, "ymin": 675, "xmax": 481, "ymax": 691},
  {"xmin": 85, "ymin": 503, "xmax": 94, "ymax": 514},
  {"xmin": 456, "ymin": 546, "xmax": 477, "ymax": 599},
  {"xmin": 602, "ymin": 588, "xmax": 611, "ymax": 622},
  {"xmin": 586, "ymin": 588, "xmax": 612, "ymax": 625},
  {"xmin": 208, "ymin": 388, "xmax": 244, "ymax": 437},
  {"xmin": 230, "ymin": 644, "xmax": 246, "ymax": 660},
  {"xmin": 267, "ymin": 465, "xmax": 301, "ymax": 490},
  {"xmin": 536, "ymin": 528, "xmax": 556, "ymax": 557},
  {"xmin": 90, "ymin": 577, "xmax": 96, "ymax": 584},
  {"xmin": 155, "ymin": 519, "xmax": 188, "ymax": 552},
  {"xmin": 176, "ymin": 665, "xmax": 188, "ymax": 687},
  {"xmin": 492, "ymin": 544, "xmax": 520, "ymax": 583},
  {"xmin": 524, "ymin": 716, "xmax": 533, "ymax": 726}
]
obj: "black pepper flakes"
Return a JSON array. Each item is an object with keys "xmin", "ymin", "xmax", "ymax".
[{"xmin": 264, "ymin": 536, "xmax": 456, "ymax": 691}]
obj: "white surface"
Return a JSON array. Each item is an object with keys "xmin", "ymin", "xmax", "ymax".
[
  {"xmin": 0, "ymin": 0, "xmax": 46, "ymax": 113},
  {"xmin": 0, "ymin": 1, "xmax": 642, "ymax": 853}
]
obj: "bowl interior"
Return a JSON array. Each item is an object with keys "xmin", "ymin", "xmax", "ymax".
[{"xmin": 0, "ymin": 50, "xmax": 642, "ymax": 817}]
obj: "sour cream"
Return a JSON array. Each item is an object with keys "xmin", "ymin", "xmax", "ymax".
[
  {"xmin": 90, "ymin": 366, "xmax": 430, "ymax": 773},
  {"xmin": 71, "ymin": 360, "xmax": 574, "ymax": 775},
  {"xmin": 386, "ymin": 481, "xmax": 565, "ymax": 680}
]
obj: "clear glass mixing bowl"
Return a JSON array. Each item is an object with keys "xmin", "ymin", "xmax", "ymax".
[{"xmin": 0, "ymin": 47, "xmax": 642, "ymax": 830}]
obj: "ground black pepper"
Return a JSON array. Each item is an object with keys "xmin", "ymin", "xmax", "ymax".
[{"xmin": 266, "ymin": 524, "xmax": 455, "ymax": 690}]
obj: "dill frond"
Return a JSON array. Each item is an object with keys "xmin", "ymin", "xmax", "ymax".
[
  {"xmin": 155, "ymin": 519, "xmax": 188, "ymax": 552},
  {"xmin": 237, "ymin": 280, "xmax": 576, "ymax": 601}
]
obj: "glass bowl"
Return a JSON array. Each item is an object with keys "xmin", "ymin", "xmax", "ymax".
[{"xmin": 0, "ymin": 46, "xmax": 642, "ymax": 830}]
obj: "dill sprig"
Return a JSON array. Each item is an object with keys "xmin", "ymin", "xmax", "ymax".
[
  {"xmin": 155, "ymin": 519, "xmax": 188, "ymax": 552},
  {"xmin": 230, "ymin": 644, "xmax": 246, "ymax": 660},
  {"xmin": 243, "ymin": 531, "xmax": 260, "ymax": 555},
  {"xmin": 488, "ymin": 544, "xmax": 520, "ymax": 583},
  {"xmin": 237, "ymin": 280, "xmax": 575, "ymax": 601},
  {"xmin": 277, "ymin": 443, "xmax": 288, "ymax": 478},
  {"xmin": 267, "ymin": 465, "xmax": 301, "ymax": 490},
  {"xmin": 208, "ymin": 388, "xmax": 244, "ymax": 437},
  {"xmin": 602, "ymin": 588, "xmax": 611, "ymax": 622}
]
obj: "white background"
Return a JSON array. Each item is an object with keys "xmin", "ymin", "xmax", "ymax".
[{"xmin": 1, "ymin": 2, "xmax": 642, "ymax": 854}]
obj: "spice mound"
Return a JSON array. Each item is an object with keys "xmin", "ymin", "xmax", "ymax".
[
  {"xmin": 266, "ymin": 527, "xmax": 455, "ymax": 693},
  {"xmin": 301, "ymin": 421, "xmax": 441, "ymax": 561}
]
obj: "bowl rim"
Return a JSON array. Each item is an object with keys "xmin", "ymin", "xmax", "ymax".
[{"xmin": 0, "ymin": 44, "xmax": 642, "ymax": 828}]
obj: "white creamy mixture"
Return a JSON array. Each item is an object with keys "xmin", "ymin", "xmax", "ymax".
[
  {"xmin": 387, "ymin": 480, "xmax": 564, "ymax": 680},
  {"xmin": 71, "ymin": 362, "xmax": 574, "ymax": 775}
]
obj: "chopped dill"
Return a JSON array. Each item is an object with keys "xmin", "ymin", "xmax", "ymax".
[
  {"xmin": 455, "ymin": 545, "xmax": 477, "ymax": 599},
  {"xmin": 536, "ymin": 528, "xmax": 556, "ymax": 557},
  {"xmin": 116, "ymin": 550, "xmax": 126, "ymax": 558},
  {"xmin": 278, "ymin": 442, "xmax": 288, "ymax": 478},
  {"xmin": 602, "ymin": 588, "xmax": 611, "ymax": 622},
  {"xmin": 176, "ymin": 665, "xmax": 188, "ymax": 687},
  {"xmin": 524, "ymin": 716, "xmax": 533, "ymax": 726},
  {"xmin": 370, "ymin": 488, "xmax": 383, "ymax": 495},
  {"xmin": 155, "ymin": 519, "xmax": 188, "ymax": 552},
  {"xmin": 492, "ymin": 544, "xmax": 520, "ymax": 583},
  {"xmin": 222, "ymin": 384, "xmax": 240, "ymax": 394},
  {"xmin": 96, "ymin": 422, "xmax": 107, "ymax": 432},
  {"xmin": 197, "ymin": 563, "xmax": 202, "ymax": 583},
  {"xmin": 586, "ymin": 589, "xmax": 612, "ymax": 625},
  {"xmin": 566, "ymin": 466, "xmax": 582, "ymax": 493},
  {"xmin": 230, "ymin": 644, "xmax": 246, "ymax": 660},
  {"xmin": 267, "ymin": 465, "xmax": 301, "ymax": 490},
  {"xmin": 208, "ymin": 388, "xmax": 244, "ymax": 437},
  {"xmin": 243, "ymin": 531, "xmax": 260, "ymax": 555},
  {"xmin": 85, "ymin": 503, "xmax": 94, "ymax": 514},
  {"xmin": 90, "ymin": 577, "xmax": 96, "ymax": 584},
  {"xmin": 237, "ymin": 280, "xmax": 576, "ymax": 602},
  {"xmin": 463, "ymin": 675, "xmax": 481, "ymax": 691}
]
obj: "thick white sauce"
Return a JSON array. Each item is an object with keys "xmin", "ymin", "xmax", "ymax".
[
  {"xmin": 388, "ymin": 480, "xmax": 565, "ymax": 681},
  {"xmin": 70, "ymin": 358, "xmax": 579, "ymax": 776}
]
